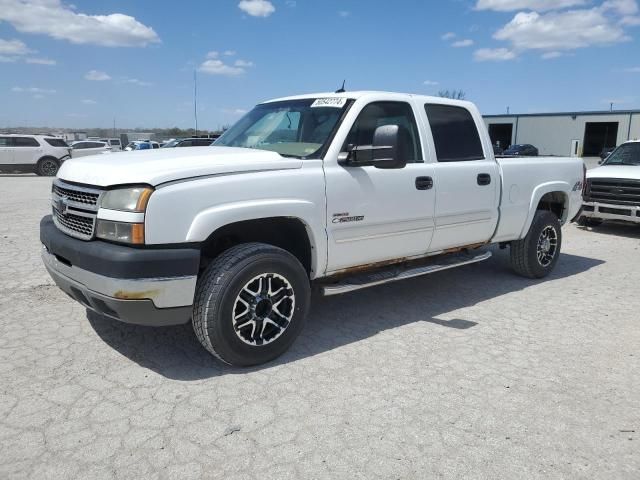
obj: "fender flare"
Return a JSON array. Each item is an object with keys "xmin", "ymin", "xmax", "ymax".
[
  {"xmin": 186, "ymin": 198, "xmax": 326, "ymax": 278},
  {"xmin": 519, "ymin": 181, "xmax": 571, "ymax": 238}
]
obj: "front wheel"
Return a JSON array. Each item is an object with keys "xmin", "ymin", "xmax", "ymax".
[
  {"xmin": 510, "ymin": 210, "xmax": 562, "ymax": 279},
  {"xmin": 192, "ymin": 243, "xmax": 310, "ymax": 366}
]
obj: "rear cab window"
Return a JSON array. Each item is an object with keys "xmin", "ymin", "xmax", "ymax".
[{"xmin": 424, "ymin": 104, "xmax": 484, "ymax": 162}]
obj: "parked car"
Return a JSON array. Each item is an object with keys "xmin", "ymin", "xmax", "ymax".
[
  {"xmin": 0, "ymin": 134, "xmax": 71, "ymax": 176},
  {"xmin": 599, "ymin": 146, "xmax": 616, "ymax": 162},
  {"xmin": 175, "ymin": 138, "xmax": 214, "ymax": 147},
  {"xmin": 124, "ymin": 141, "xmax": 159, "ymax": 151},
  {"xmin": 578, "ymin": 140, "xmax": 640, "ymax": 227},
  {"xmin": 503, "ymin": 144, "xmax": 539, "ymax": 156},
  {"xmin": 70, "ymin": 140, "xmax": 111, "ymax": 158},
  {"xmin": 98, "ymin": 138, "xmax": 123, "ymax": 152},
  {"xmin": 41, "ymin": 91, "xmax": 584, "ymax": 366},
  {"xmin": 160, "ymin": 139, "xmax": 181, "ymax": 148}
]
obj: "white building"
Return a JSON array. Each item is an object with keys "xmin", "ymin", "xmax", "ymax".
[{"xmin": 484, "ymin": 110, "xmax": 640, "ymax": 157}]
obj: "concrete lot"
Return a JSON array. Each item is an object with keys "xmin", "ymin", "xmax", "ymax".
[{"xmin": 1, "ymin": 175, "xmax": 639, "ymax": 480}]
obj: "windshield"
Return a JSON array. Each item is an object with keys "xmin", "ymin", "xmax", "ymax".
[
  {"xmin": 214, "ymin": 98, "xmax": 351, "ymax": 158},
  {"xmin": 604, "ymin": 143, "xmax": 640, "ymax": 166}
]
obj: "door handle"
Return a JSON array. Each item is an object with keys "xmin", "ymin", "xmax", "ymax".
[
  {"xmin": 477, "ymin": 173, "xmax": 491, "ymax": 186},
  {"xmin": 415, "ymin": 176, "xmax": 433, "ymax": 190}
]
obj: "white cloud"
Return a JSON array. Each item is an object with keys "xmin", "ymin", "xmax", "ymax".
[
  {"xmin": 0, "ymin": 38, "xmax": 32, "ymax": 55},
  {"xmin": 602, "ymin": 0, "xmax": 639, "ymax": 15},
  {"xmin": 338, "ymin": 10, "xmax": 350, "ymax": 17},
  {"xmin": 285, "ymin": 0, "xmax": 296, "ymax": 6},
  {"xmin": 199, "ymin": 59, "xmax": 245, "ymax": 76},
  {"xmin": 82, "ymin": 99, "xmax": 97, "ymax": 104},
  {"xmin": 206, "ymin": 51, "xmax": 219, "ymax": 58},
  {"xmin": 238, "ymin": 0, "xmax": 275, "ymax": 17},
  {"xmin": 441, "ymin": 32, "xmax": 456, "ymax": 40},
  {"xmin": 12, "ymin": 86, "xmax": 56, "ymax": 94},
  {"xmin": 452, "ymin": 39, "xmax": 474, "ymax": 47},
  {"xmin": 623, "ymin": 66, "xmax": 640, "ymax": 72},
  {"xmin": 84, "ymin": 70, "xmax": 111, "ymax": 81},
  {"xmin": 423, "ymin": 80, "xmax": 439, "ymax": 86},
  {"xmin": 223, "ymin": 50, "xmax": 236, "ymax": 56},
  {"xmin": 621, "ymin": 15, "xmax": 640, "ymax": 23},
  {"xmin": 475, "ymin": 0, "xmax": 588, "ymax": 11},
  {"xmin": 221, "ymin": 108, "xmax": 248, "ymax": 115},
  {"xmin": 234, "ymin": 59, "xmax": 254, "ymax": 67},
  {"xmin": 25, "ymin": 57, "xmax": 56, "ymax": 65},
  {"xmin": 0, "ymin": 0, "xmax": 160, "ymax": 47},
  {"xmin": 0, "ymin": 55, "xmax": 17, "ymax": 62},
  {"xmin": 474, "ymin": 47, "xmax": 518, "ymax": 61},
  {"xmin": 494, "ymin": 10, "xmax": 629, "ymax": 51},
  {"xmin": 32, "ymin": 94, "xmax": 44, "ymax": 99},
  {"xmin": 123, "ymin": 77, "xmax": 152, "ymax": 87},
  {"xmin": 541, "ymin": 51, "xmax": 563, "ymax": 59}
]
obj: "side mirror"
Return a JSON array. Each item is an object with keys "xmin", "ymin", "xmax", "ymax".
[{"xmin": 338, "ymin": 125, "xmax": 407, "ymax": 169}]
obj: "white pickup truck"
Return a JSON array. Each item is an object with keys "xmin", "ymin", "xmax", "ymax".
[
  {"xmin": 578, "ymin": 140, "xmax": 640, "ymax": 226},
  {"xmin": 40, "ymin": 91, "xmax": 584, "ymax": 366}
]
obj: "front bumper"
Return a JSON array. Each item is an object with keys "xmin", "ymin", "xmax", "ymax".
[
  {"xmin": 40, "ymin": 215, "xmax": 200, "ymax": 326},
  {"xmin": 581, "ymin": 201, "xmax": 640, "ymax": 224}
]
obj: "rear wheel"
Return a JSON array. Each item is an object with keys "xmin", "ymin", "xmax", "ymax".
[
  {"xmin": 510, "ymin": 210, "xmax": 562, "ymax": 279},
  {"xmin": 36, "ymin": 157, "xmax": 59, "ymax": 176},
  {"xmin": 192, "ymin": 243, "xmax": 310, "ymax": 366}
]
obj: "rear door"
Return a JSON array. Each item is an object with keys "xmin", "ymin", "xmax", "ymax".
[
  {"xmin": 420, "ymin": 103, "xmax": 500, "ymax": 252},
  {"xmin": 12, "ymin": 136, "xmax": 41, "ymax": 165}
]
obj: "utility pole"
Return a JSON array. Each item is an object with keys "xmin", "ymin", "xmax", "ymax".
[
  {"xmin": 610, "ymin": 102, "xmax": 614, "ymax": 112},
  {"xmin": 113, "ymin": 117, "xmax": 116, "ymax": 138},
  {"xmin": 194, "ymin": 70, "xmax": 198, "ymax": 137},
  {"xmin": 507, "ymin": 106, "xmax": 510, "ymax": 115}
]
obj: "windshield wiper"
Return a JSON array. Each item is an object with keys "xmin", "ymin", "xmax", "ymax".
[{"xmin": 608, "ymin": 161, "xmax": 639, "ymax": 166}]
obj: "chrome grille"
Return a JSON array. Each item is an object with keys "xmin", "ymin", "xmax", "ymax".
[
  {"xmin": 51, "ymin": 180, "xmax": 102, "ymax": 240},
  {"xmin": 585, "ymin": 178, "xmax": 640, "ymax": 207},
  {"xmin": 53, "ymin": 184, "xmax": 99, "ymax": 206}
]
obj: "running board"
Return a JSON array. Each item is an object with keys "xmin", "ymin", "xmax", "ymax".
[{"xmin": 321, "ymin": 251, "xmax": 492, "ymax": 296}]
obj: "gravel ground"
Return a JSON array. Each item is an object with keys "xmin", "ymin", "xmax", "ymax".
[{"xmin": 0, "ymin": 175, "xmax": 639, "ymax": 480}]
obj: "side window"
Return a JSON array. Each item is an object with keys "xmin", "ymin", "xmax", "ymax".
[
  {"xmin": 343, "ymin": 102, "xmax": 422, "ymax": 163},
  {"xmin": 14, "ymin": 137, "xmax": 40, "ymax": 147},
  {"xmin": 0, "ymin": 137, "xmax": 9, "ymax": 147},
  {"xmin": 109, "ymin": 140, "xmax": 120, "ymax": 146},
  {"xmin": 424, "ymin": 104, "xmax": 485, "ymax": 162},
  {"xmin": 178, "ymin": 140, "xmax": 193, "ymax": 147}
]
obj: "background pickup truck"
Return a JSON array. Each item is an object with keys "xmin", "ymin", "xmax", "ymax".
[{"xmin": 40, "ymin": 91, "xmax": 584, "ymax": 366}]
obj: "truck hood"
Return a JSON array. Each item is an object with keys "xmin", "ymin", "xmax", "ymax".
[
  {"xmin": 587, "ymin": 165, "xmax": 640, "ymax": 181},
  {"xmin": 57, "ymin": 146, "xmax": 303, "ymax": 187}
]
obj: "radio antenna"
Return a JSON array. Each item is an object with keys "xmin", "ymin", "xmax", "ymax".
[{"xmin": 335, "ymin": 80, "xmax": 346, "ymax": 93}]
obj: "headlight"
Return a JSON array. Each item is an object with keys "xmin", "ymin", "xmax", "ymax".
[
  {"xmin": 97, "ymin": 186, "xmax": 153, "ymax": 244},
  {"xmin": 100, "ymin": 186, "xmax": 153, "ymax": 212},
  {"xmin": 96, "ymin": 220, "xmax": 145, "ymax": 244}
]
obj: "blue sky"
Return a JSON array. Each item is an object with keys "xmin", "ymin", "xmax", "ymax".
[{"xmin": 1, "ymin": 0, "xmax": 639, "ymax": 129}]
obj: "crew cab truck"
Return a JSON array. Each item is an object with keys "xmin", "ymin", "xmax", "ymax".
[
  {"xmin": 40, "ymin": 92, "xmax": 584, "ymax": 366},
  {"xmin": 578, "ymin": 140, "xmax": 640, "ymax": 226}
]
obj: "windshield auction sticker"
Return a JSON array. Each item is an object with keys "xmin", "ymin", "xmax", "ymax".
[{"xmin": 311, "ymin": 98, "xmax": 348, "ymax": 108}]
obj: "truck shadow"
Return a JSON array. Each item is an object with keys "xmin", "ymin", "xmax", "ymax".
[{"xmin": 87, "ymin": 247, "xmax": 603, "ymax": 380}]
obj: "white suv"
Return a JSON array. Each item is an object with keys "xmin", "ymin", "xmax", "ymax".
[{"xmin": 0, "ymin": 134, "xmax": 71, "ymax": 176}]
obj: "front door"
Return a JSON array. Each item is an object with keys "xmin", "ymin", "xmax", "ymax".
[{"xmin": 324, "ymin": 101, "xmax": 436, "ymax": 273}]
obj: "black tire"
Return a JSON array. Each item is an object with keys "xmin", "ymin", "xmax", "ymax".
[
  {"xmin": 510, "ymin": 210, "xmax": 562, "ymax": 279},
  {"xmin": 576, "ymin": 216, "xmax": 603, "ymax": 227},
  {"xmin": 192, "ymin": 243, "xmax": 310, "ymax": 366},
  {"xmin": 36, "ymin": 157, "xmax": 60, "ymax": 176}
]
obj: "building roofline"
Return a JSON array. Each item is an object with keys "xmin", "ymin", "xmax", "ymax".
[{"xmin": 484, "ymin": 109, "xmax": 640, "ymax": 119}]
